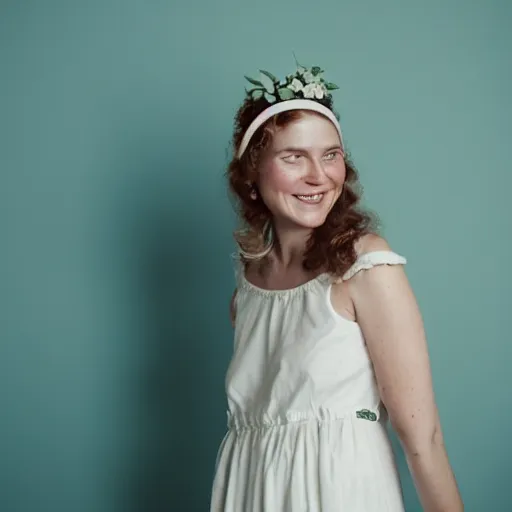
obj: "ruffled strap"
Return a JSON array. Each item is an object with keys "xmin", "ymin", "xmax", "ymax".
[{"xmin": 340, "ymin": 250, "xmax": 407, "ymax": 281}]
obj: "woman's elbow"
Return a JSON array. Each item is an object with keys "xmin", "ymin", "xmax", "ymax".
[{"xmin": 390, "ymin": 414, "xmax": 443, "ymax": 454}]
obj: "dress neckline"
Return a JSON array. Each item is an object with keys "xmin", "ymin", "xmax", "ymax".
[{"xmin": 240, "ymin": 271, "xmax": 331, "ymax": 297}]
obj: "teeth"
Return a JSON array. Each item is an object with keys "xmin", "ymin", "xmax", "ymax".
[{"xmin": 296, "ymin": 194, "xmax": 323, "ymax": 201}]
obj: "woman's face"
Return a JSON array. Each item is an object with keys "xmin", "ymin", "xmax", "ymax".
[{"xmin": 256, "ymin": 113, "xmax": 346, "ymax": 231}]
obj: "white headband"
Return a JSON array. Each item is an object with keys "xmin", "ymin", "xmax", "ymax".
[{"xmin": 236, "ymin": 99, "xmax": 343, "ymax": 159}]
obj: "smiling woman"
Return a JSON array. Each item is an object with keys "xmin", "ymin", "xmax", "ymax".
[
  {"xmin": 210, "ymin": 62, "xmax": 463, "ymax": 511},
  {"xmin": 256, "ymin": 113, "xmax": 346, "ymax": 230},
  {"xmin": 227, "ymin": 94, "xmax": 376, "ymax": 276}
]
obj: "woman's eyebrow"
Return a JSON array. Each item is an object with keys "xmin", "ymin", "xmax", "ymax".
[
  {"xmin": 273, "ymin": 146, "xmax": 307, "ymax": 154},
  {"xmin": 323, "ymin": 144, "xmax": 343, "ymax": 152},
  {"xmin": 274, "ymin": 144, "xmax": 342, "ymax": 154}
]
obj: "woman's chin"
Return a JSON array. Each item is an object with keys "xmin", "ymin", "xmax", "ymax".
[{"xmin": 286, "ymin": 214, "xmax": 329, "ymax": 230}]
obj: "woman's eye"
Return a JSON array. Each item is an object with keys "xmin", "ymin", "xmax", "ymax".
[
  {"xmin": 324, "ymin": 152, "xmax": 339, "ymax": 161},
  {"xmin": 283, "ymin": 154, "xmax": 301, "ymax": 163}
]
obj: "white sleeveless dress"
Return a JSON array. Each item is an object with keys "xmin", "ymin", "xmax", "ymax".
[{"xmin": 210, "ymin": 250, "xmax": 407, "ymax": 511}]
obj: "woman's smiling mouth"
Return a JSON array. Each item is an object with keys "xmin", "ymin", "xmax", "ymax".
[{"xmin": 294, "ymin": 193, "xmax": 325, "ymax": 204}]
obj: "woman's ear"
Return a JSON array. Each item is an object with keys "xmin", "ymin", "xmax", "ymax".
[{"xmin": 246, "ymin": 181, "xmax": 258, "ymax": 200}]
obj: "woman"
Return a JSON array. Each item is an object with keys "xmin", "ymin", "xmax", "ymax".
[{"xmin": 210, "ymin": 62, "xmax": 463, "ymax": 511}]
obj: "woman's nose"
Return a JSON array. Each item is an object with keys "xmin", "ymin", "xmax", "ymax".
[{"xmin": 304, "ymin": 158, "xmax": 326, "ymax": 184}]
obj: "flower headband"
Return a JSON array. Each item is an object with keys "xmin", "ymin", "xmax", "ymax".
[{"xmin": 237, "ymin": 63, "xmax": 343, "ymax": 159}]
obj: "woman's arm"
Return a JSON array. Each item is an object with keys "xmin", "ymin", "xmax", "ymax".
[{"xmin": 348, "ymin": 237, "xmax": 463, "ymax": 512}]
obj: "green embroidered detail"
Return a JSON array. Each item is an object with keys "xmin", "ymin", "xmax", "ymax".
[{"xmin": 356, "ymin": 409, "xmax": 377, "ymax": 421}]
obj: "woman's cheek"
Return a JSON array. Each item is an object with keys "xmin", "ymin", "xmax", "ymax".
[
  {"xmin": 262, "ymin": 164, "xmax": 299, "ymax": 194},
  {"xmin": 328, "ymin": 162, "xmax": 346, "ymax": 184}
]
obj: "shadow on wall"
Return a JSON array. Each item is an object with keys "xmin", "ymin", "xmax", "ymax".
[{"xmin": 106, "ymin": 130, "xmax": 232, "ymax": 512}]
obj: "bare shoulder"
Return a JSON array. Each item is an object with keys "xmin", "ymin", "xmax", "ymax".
[
  {"xmin": 330, "ymin": 233, "xmax": 395, "ymax": 320},
  {"xmin": 348, "ymin": 233, "xmax": 408, "ymax": 296},
  {"xmin": 354, "ymin": 232, "xmax": 392, "ymax": 256},
  {"xmin": 344, "ymin": 233, "xmax": 400, "ymax": 290}
]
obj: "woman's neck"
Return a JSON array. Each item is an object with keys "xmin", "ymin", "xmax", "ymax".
[{"xmin": 271, "ymin": 226, "xmax": 312, "ymax": 269}]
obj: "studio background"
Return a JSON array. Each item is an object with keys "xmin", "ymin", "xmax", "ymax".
[{"xmin": 1, "ymin": 1, "xmax": 510, "ymax": 511}]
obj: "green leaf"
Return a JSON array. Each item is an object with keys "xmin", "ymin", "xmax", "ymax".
[
  {"xmin": 278, "ymin": 87, "xmax": 295, "ymax": 100},
  {"xmin": 259, "ymin": 69, "xmax": 279, "ymax": 84},
  {"xmin": 264, "ymin": 92, "xmax": 276, "ymax": 104},
  {"xmin": 244, "ymin": 75, "xmax": 264, "ymax": 87},
  {"xmin": 324, "ymin": 82, "xmax": 339, "ymax": 90},
  {"xmin": 259, "ymin": 72, "xmax": 275, "ymax": 94},
  {"xmin": 251, "ymin": 89, "xmax": 264, "ymax": 100}
]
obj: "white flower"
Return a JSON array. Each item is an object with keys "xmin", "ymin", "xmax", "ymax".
[
  {"xmin": 302, "ymin": 83, "xmax": 326, "ymax": 99},
  {"xmin": 314, "ymin": 84, "xmax": 326, "ymax": 99},
  {"xmin": 288, "ymin": 78, "xmax": 304, "ymax": 93},
  {"xmin": 302, "ymin": 84, "xmax": 315, "ymax": 98},
  {"xmin": 302, "ymin": 70, "xmax": 315, "ymax": 84}
]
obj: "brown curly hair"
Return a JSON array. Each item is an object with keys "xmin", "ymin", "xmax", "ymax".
[{"xmin": 227, "ymin": 95, "xmax": 380, "ymax": 279}]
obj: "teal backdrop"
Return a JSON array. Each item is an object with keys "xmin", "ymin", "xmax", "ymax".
[{"xmin": 1, "ymin": 1, "xmax": 511, "ymax": 511}]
